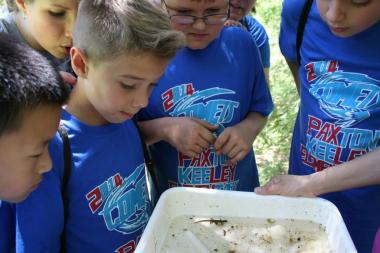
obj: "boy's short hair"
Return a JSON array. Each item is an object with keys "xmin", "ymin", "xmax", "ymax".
[
  {"xmin": 73, "ymin": 0, "xmax": 185, "ymax": 64},
  {"xmin": 0, "ymin": 33, "xmax": 70, "ymax": 136}
]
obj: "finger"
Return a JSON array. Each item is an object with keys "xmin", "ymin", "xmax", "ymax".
[
  {"xmin": 228, "ymin": 149, "xmax": 247, "ymax": 165},
  {"xmin": 198, "ymin": 129, "xmax": 216, "ymax": 146},
  {"xmin": 214, "ymin": 132, "xmax": 230, "ymax": 153},
  {"xmin": 226, "ymin": 145, "xmax": 241, "ymax": 161},
  {"xmin": 221, "ymin": 139, "xmax": 236, "ymax": 156},
  {"xmin": 181, "ymin": 150, "xmax": 197, "ymax": 158},
  {"xmin": 191, "ymin": 118, "xmax": 218, "ymax": 131},
  {"xmin": 60, "ymin": 71, "xmax": 77, "ymax": 86},
  {"xmin": 255, "ymin": 176, "xmax": 283, "ymax": 195},
  {"xmin": 195, "ymin": 136, "xmax": 211, "ymax": 150}
]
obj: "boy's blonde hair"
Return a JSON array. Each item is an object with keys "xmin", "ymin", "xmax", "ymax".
[{"xmin": 74, "ymin": 0, "xmax": 185, "ymax": 64}]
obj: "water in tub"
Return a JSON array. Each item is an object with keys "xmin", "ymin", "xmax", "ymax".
[{"xmin": 160, "ymin": 216, "xmax": 333, "ymax": 253}]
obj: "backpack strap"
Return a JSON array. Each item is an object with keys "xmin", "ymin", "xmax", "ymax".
[
  {"xmin": 57, "ymin": 123, "xmax": 72, "ymax": 253},
  {"xmin": 132, "ymin": 118, "xmax": 160, "ymax": 200},
  {"xmin": 296, "ymin": 0, "xmax": 313, "ymax": 65}
]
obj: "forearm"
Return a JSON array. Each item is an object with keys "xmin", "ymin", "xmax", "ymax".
[
  {"xmin": 285, "ymin": 59, "xmax": 300, "ymax": 95},
  {"xmin": 308, "ymin": 147, "xmax": 380, "ymax": 195},
  {"xmin": 237, "ymin": 112, "xmax": 268, "ymax": 144},
  {"xmin": 138, "ymin": 117, "xmax": 173, "ymax": 145}
]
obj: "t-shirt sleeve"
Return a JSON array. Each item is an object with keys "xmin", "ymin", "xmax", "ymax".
[
  {"xmin": 15, "ymin": 135, "xmax": 65, "ymax": 253},
  {"xmin": 245, "ymin": 16, "xmax": 271, "ymax": 68},
  {"xmin": 247, "ymin": 35, "xmax": 274, "ymax": 116},
  {"xmin": 249, "ymin": 65, "xmax": 274, "ymax": 116},
  {"xmin": 279, "ymin": 0, "xmax": 305, "ymax": 62}
]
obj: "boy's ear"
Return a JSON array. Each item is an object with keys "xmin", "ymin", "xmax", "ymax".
[
  {"xmin": 70, "ymin": 47, "xmax": 89, "ymax": 78},
  {"xmin": 15, "ymin": 0, "xmax": 27, "ymax": 13}
]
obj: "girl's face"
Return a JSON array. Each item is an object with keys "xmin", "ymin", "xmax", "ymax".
[
  {"xmin": 164, "ymin": 0, "xmax": 230, "ymax": 50},
  {"xmin": 17, "ymin": 0, "xmax": 79, "ymax": 59},
  {"xmin": 317, "ymin": 0, "xmax": 380, "ymax": 37}
]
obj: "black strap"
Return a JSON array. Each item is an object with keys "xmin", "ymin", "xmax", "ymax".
[
  {"xmin": 296, "ymin": 0, "xmax": 313, "ymax": 65},
  {"xmin": 57, "ymin": 124, "xmax": 71, "ymax": 253},
  {"xmin": 132, "ymin": 118, "xmax": 160, "ymax": 199}
]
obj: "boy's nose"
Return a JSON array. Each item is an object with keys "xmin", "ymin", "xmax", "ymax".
[
  {"xmin": 192, "ymin": 18, "xmax": 207, "ymax": 30},
  {"xmin": 65, "ymin": 17, "xmax": 76, "ymax": 38},
  {"xmin": 326, "ymin": 1, "xmax": 346, "ymax": 23},
  {"xmin": 37, "ymin": 149, "xmax": 53, "ymax": 174},
  {"xmin": 133, "ymin": 92, "xmax": 149, "ymax": 110}
]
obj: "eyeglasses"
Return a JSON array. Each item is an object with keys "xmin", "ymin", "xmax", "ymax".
[{"xmin": 163, "ymin": 1, "xmax": 230, "ymax": 25}]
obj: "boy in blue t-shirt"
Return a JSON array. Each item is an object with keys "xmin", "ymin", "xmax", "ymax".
[
  {"xmin": 0, "ymin": 33, "xmax": 69, "ymax": 203},
  {"xmin": 255, "ymin": 0, "xmax": 380, "ymax": 251},
  {"xmin": 0, "ymin": 32, "xmax": 69, "ymax": 252},
  {"xmin": 9, "ymin": 0, "xmax": 185, "ymax": 252},
  {"xmin": 138, "ymin": 0, "xmax": 273, "ymax": 193},
  {"xmin": 226, "ymin": 0, "xmax": 270, "ymax": 82}
]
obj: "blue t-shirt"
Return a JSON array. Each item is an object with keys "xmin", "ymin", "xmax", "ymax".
[
  {"xmin": 139, "ymin": 27, "xmax": 273, "ymax": 193},
  {"xmin": 13, "ymin": 111, "xmax": 151, "ymax": 253},
  {"xmin": 0, "ymin": 201, "xmax": 14, "ymax": 252},
  {"xmin": 280, "ymin": 0, "xmax": 380, "ymax": 252},
  {"xmin": 241, "ymin": 15, "xmax": 270, "ymax": 68}
]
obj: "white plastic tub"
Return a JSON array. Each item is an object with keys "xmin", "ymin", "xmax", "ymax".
[{"xmin": 136, "ymin": 187, "xmax": 356, "ymax": 253}]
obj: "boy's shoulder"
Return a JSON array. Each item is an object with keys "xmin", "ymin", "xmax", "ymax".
[
  {"xmin": 282, "ymin": 0, "xmax": 308, "ymax": 17},
  {"xmin": 220, "ymin": 27, "xmax": 257, "ymax": 50}
]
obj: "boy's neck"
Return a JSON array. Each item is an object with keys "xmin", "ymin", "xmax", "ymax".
[{"xmin": 65, "ymin": 78, "xmax": 109, "ymax": 126}]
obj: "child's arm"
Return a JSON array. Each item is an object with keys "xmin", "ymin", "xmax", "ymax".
[
  {"xmin": 138, "ymin": 117, "xmax": 218, "ymax": 158},
  {"xmin": 255, "ymin": 147, "xmax": 380, "ymax": 197},
  {"xmin": 214, "ymin": 112, "xmax": 268, "ymax": 164},
  {"xmin": 285, "ymin": 59, "xmax": 301, "ymax": 94}
]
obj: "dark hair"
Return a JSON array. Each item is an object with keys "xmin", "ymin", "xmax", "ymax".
[{"xmin": 0, "ymin": 33, "xmax": 70, "ymax": 135}]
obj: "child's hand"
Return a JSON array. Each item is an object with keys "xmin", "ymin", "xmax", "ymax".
[
  {"xmin": 59, "ymin": 71, "xmax": 77, "ymax": 87},
  {"xmin": 166, "ymin": 117, "xmax": 217, "ymax": 158},
  {"xmin": 214, "ymin": 124, "xmax": 253, "ymax": 165},
  {"xmin": 254, "ymin": 175, "xmax": 317, "ymax": 197},
  {"xmin": 224, "ymin": 19, "xmax": 243, "ymax": 27}
]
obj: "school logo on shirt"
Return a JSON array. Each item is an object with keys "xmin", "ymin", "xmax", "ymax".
[
  {"xmin": 162, "ymin": 83, "xmax": 240, "ymax": 189},
  {"xmin": 85, "ymin": 164, "xmax": 150, "ymax": 235},
  {"xmin": 301, "ymin": 60, "xmax": 380, "ymax": 171},
  {"xmin": 306, "ymin": 60, "xmax": 380, "ymax": 127}
]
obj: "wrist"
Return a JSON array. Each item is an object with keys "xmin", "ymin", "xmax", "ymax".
[{"xmin": 307, "ymin": 171, "xmax": 327, "ymax": 196}]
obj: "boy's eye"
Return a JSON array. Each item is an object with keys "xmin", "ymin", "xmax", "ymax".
[
  {"xmin": 352, "ymin": 0, "xmax": 370, "ymax": 6},
  {"xmin": 206, "ymin": 8, "xmax": 222, "ymax": 14},
  {"xmin": 48, "ymin": 11, "xmax": 66, "ymax": 18},
  {"xmin": 120, "ymin": 82, "xmax": 135, "ymax": 90},
  {"xmin": 175, "ymin": 9, "xmax": 192, "ymax": 15}
]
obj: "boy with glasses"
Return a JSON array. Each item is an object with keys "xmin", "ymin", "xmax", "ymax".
[{"xmin": 138, "ymin": 0, "xmax": 273, "ymax": 194}]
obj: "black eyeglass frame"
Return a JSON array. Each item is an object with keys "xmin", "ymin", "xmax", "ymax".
[{"xmin": 163, "ymin": 0, "xmax": 231, "ymax": 25}]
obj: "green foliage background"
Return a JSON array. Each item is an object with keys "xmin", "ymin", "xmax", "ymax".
[
  {"xmin": 254, "ymin": 1, "xmax": 299, "ymax": 185},
  {"xmin": 0, "ymin": 0, "xmax": 299, "ymax": 185}
]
